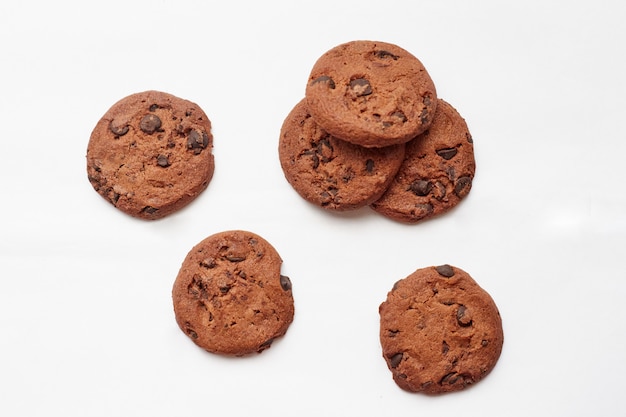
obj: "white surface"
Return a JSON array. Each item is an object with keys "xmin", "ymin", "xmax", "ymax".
[{"xmin": 1, "ymin": 1, "xmax": 625, "ymax": 415}]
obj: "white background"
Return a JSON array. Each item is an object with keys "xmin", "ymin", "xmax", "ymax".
[{"xmin": 1, "ymin": 1, "xmax": 625, "ymax": 416}]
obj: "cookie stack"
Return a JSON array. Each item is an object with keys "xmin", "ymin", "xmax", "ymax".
[{"xmin": 279, "ymin": 40, "xmax": 476, "ymax": 223}]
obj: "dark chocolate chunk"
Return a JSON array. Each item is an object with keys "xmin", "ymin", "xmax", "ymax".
[
  {"xmin": 225, "ymin": 255, "xmax": 246, "ymax": 262},
  {"xmin": 365, "ymin": 159, "xmax": 375, "ymax": 173},
  {"xmin": 419, "ymin": 107, "xmax": 430, "ymax": 125},
  {"xmin": 389, "ymin": 352, "xmax": 403, "ymax": 368},
  {"xmin": 149, "ymin": 104, "xmax": 159, "ymax": 112},
  {"xmin": 156, "ymin": 154, "xmax": 170, "ymax": 167},
  {"xmin": 109, "ymin": 121, "xmax": 129, "ymax": 136},
  {"xmin": 142, "ymin": 206, "xmax": 158, "ymax": 214},
  {"xmin": 258, "ymin": 338, "xmax": 275, "ymax": 351},
  {"xmin": 185, "ymin": 326, "xmax": 198, "ymax": 339},
  {"xmin": 311, "ymin": 75, "xmax": 335, "ymax": 89},
  {"xmin": 187, "ymin": 130, "xmax": 209, "ymax": 154},
  {"xmin": 440, "ymin": 372, "xmax": 460, "ymax": 385},
  {"xmin": 454, "ymin": 176, "xmax": 472, "ymax": 197},
  {"xmin": 436, "ymin": 147, "xmax": 458, "ymax": 160},
  {"xmin": 140, "ymin": 114, "xmax": 162, "ymax": 134},
  {"xmin": 280, "ymin": 275, "xmax": 292, "ymax": 291},
  {"xmin": 391, "ymin": 110, "xmax": 407, "ymax": 123},
  {"xmin": 350, "ymin": 78, "xmax": 372, "ymax": 97},
  {"xmin": 456, "ymin": 305, "xmax": 473, "ymax": 327},
  {"xmin": 200, "ymin": 258, "xmax": 216, "ymax": 269},
  {"xmin": 409, "ymin": 179, "xmax": 432, "ymax": 196},
  {"xmin": 375, "ymin": 50, "xmax": 399, "ymax": 60},
  {"xmin": 435, "ymin": 264, "xmax": 455, "ymax": 278}
]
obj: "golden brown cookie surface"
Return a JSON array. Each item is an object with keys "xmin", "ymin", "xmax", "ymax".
[
  {"xmin": 305, "ymin": 40, "xmax": 437, "ymax": 148},
  {"xmin": 379, "ymin": 265, "xmax": 503, "ymax": 394},
  {"xmin": 172, "ymin": 230, "xmax": 294, "ymax": 356},
  {"xmin": 86, "ymin": 90, "xmax": 214, "ymax": 220}
]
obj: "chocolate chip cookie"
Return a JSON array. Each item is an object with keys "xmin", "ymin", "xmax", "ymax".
[
  {"xmin": 379, "ymin": 265, "xmax": 503, "ymax": 394},
  {"xmin": 305, "ymin": 40, "xmax": 437, "ymax": 148},
  {"xmin": 86, "ymin": 90, "xmax": 214, "ymax": 220},
  {"xmin": 370, "ymin": 99, "xmax": 475, "ymax": 223},
  {"xmin": 279, "ymin": 99, "xmax": 405, "ymax": 211},
  {"xmin": 172, "ymin": 230, "xmax": 294, "ymax": 356}
]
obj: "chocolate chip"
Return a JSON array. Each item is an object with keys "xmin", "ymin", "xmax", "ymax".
[
  {"xmin": 142, "ymin": 206, "xmax": 158, "ymax": 215},
  {"xmin": 436, "ymin": 147, "xmax": 458, "ymax": 160},
  {"xmin": 156, "ymin": 154, "xmax": 170, "ymax": 167},
  {"xmin": 409, "ymin": 180, "xmax": 432, "ymax": 196},
  {"xmin": 139, "ymin": 114, "xmax": 161, "ymax": 134},
  {"xmin": 185, "ymin": 326, "xmax": 198, "ymax": 340},
  {"xmin": 446, "ymin": 166, "xmax": 457, "ymax": 181},
  {"xmin": 200, "ymin": 258, "xmax": 216, "ymax": 269},
  {"xmin": 365, "ymin": 159, "xmax": 375, "ymax": 173},
  {"xmin": 187, "ymin": 130, "xmax": 209, "ymax": 154},
  {"xmin": 320, "ymin": 187, "xmax": 339, "ymax": 206},
  {"xmin": 456, "ymin": 305, "xmax": 473, "ymax": 327},
  {"xmin": 466, "ymin": 132, "xmax": 473, "ymax": 143},
  {"xmin": 109, "ymin": 121, "xmax": 129, "ymax": 136},
  {"xmin": 310, "ymin": 152, "xmax": 320, "ymax": 169},
  {"xmin": 435, "ymin": 264, "xmax": 455, "ymax": 278},
  {"xmin": 420, "ymin": 107, "xmax": 430, "ymax": 125},
  {"xmin": 258, "ymin": 338, "xmax": 274, "ymax": 351},
  {"xmin": 350, "ymin": 78, "xmax": 372, "ymax": 97},
  {"xmin": 389, "ymin": 352, "xmax": 403, "ymax": 368},
  {"xmin": 341, "ymin": 168, "xmax": 355, "ymax": 183},
  {"xmin": 391, "ymin": 110, "xmax": 407, "ymax": 123},
  {"xmin": 454, "ymin": 176, "xmax": 472, "ymax": 197},
  {"xmin": 375, "ymin": 50, "xmax": 399, "ymax": 60},
  {"xmin": 280, "ymin": 275, "xmax": 292, "ymax": 291},
  {"xmin": 149, "ymin": 104, "xmax": 159, "ymax": 112},
  {"xmin": 440, "ymin": 372, "xmax": 460, "ymax": 385},
  {"xmin": 311, "ymin": 75, "xmax": 335, "ymax": 89},
  {"xmin": 481, "ymin": 340, "xmax": 489, "ymax": 347},
  {"xmin": 316, "ymin": 137, "xmax": 333, "ymax": 163},
  {"xmin": 442, "ymin": 341, "xmax": 450, "ymax": 355},
  {"xmin": 225, "ymin": 255, "xmax": 246, "ymax": 262}
]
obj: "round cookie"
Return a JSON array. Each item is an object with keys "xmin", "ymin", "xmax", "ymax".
[
  {"xmin": 379, "ymin": 265, "xmax": 503, "ymax": 394},
  {"xmin": 172, "ymin": 230, "xmax": 294, "ymax": 356},
  {"xmin": 370, "ymin": 99, "xmax": 475, "ymax": 223},
  {"xmin": 279, "ymin": 99, "xmax": 406, "ymax": 211},
  {"xmin": 86, "ymin": 90, "xmax": 214, "ymax": 220},
  {"xmin": 305, "ymin": 40, "xmax": 437, "ymax": 148}
]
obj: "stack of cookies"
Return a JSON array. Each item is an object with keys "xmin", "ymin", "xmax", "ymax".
[{"xmin": 279, "ymin": 40, "xmax": 476, "ymax": 223}]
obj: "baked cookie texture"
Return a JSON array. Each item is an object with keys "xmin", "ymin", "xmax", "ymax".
[
  {"xmin": 279, "ymin": 99, "xmax": 405, "ymax": 211},
  {"xmin": 86, "ymin": 90, "xmax": 214, "ymax": 220},
  {"xmin": 379, "ymin": 265, "xmax": 503, "ymax": 394},
  {"xmin": 305, "ymin": 40, "xmax": 437, "ymax": 148},
  {"xmin": 172, "ymin": 230, "xmax": 294, "ymax": 356},
  {"xmin": 371, "ymin": 99, "xmax": 475, "ymax": 223}
]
